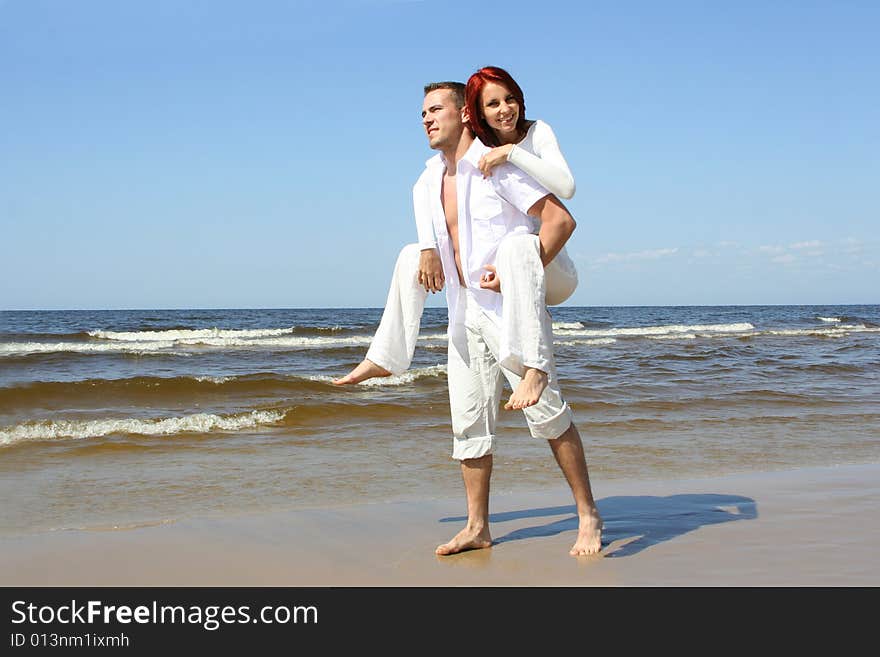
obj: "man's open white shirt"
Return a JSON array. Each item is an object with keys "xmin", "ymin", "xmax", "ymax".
[{"xmin": 413, "ymin": 137, "xmax": 550, "ymax": 349}]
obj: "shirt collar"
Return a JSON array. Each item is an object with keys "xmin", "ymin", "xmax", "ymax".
[
  {"xmin": 459, "ymin": 137, "xmax": 490, "ymax": 169},
  {"xmin": 425, "ymin": 153, "xmax": 445, "ymax": 170},
  {"xmin": 424, "ymin": 136, "xmax": 491, "ymax": 171}
]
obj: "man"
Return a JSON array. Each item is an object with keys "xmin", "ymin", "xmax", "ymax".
[{"xmin": 416, "ymin": 81, "xmax": 603, "ymax": 557}]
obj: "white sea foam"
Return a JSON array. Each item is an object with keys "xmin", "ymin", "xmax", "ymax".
[
  {"xmin": 311, "ymin": 364, "xmax": 448, "ymax": 386},
  {"xmin": 557, "ymin": 338, "xmax": 618, "ymax": 346},
  {"xmin": 817, "ymin": 317, "xmax": 842, "ymax": 323},
  {"xmin": 193, "ymin": 375, "xmax": 233, "ymax": 384},
  {"xmin": 173, "ymin": 335, "xmax": 373, "ymax": 348},
  {"xmin": 89, "ymin": 328, "xmax": 298, "ymax": 341},
  {"xmin": 649, "ymin": 325, "xmax": 879, "ymax": 340},
  {"xmin": 0, "ymin": 341, "xmax": 177, "ymax": 356},
  {"xmin": 764, "ymin": 326, "xmax": 879, "ymax": 337},
  {"xmin": 553, "ymin": 322, "xmax": 880, "ymax": 342},
  {"xmin": 358, "ymin": 364, "xmax": 447, "ymax": 386},
  {"xmin": 0, "ymin": 410, "xmax": 287, "ymax": 446},
  {"xmin": 416, "ymin": 332, "xmax": 448, "ymax": 342},
  {"xmin": 552, "ymin": 322, "xmax": 755, "ymax": 339},
  {"xmin": 6, "ymin": 321, "xmax": 875, "ymax": 358},
  {"xmin": 0, "ymin": 334, "xmax": 374, "ymax": 356}
]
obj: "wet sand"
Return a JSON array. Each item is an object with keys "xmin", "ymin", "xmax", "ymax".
[{"xmin": 2, "ymin": 463, "xmax": 878, "ymax": 586}]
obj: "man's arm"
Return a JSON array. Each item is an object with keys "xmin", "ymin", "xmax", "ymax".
[
  {"xmin": 413, "ymin": 174, "xmax": 444, "ymax": 293},
  {"xmin": 528, "ymin": 194, "xmax": 576, "ymax": 267}
]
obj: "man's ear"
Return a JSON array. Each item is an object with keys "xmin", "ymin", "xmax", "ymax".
[{"xmin": 461, "ymin": 106, "xmax": 470, "ymax": 124}]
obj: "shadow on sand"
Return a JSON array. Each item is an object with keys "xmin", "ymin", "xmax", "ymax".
[{"xmin": 440, "ymin": 493, "xmax": 758, "ymax": 557}]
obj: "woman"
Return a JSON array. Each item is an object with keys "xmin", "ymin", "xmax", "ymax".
[
  {"xmin": 466, "ymin": 65, "xmax": 576, "ymax": 204},
  {"xmin": 465, "ymin": 65, "xmax": 579, "ymax": 301},
  {"xmin": 334, "ymin": 67, "xmax": 579, "ymax": 396}
]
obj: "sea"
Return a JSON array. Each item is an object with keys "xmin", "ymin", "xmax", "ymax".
[{"xmin": 1, "ymin": 304, "xmax": 878, "ymax": 537}]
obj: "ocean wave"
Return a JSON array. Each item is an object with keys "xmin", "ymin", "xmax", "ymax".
[
  {"xmin": 6, "ymin": 326, "xmax": 351, "ymax": 342},
  {"xmin": 0, "ymin": 409, "xmax": 287, "ymax": 447},
  {"xmin": 174, "ymin": 335, "xmax": 374, "ymax": 348},
  {"xmin": 552, "ymin": 322, "xmax": 755, "ymax": 339},
  {"xmin": 0, "ymin": 327, "xmax": 456, "ymax": 357},
  {"xmin": 416, "ymin": 332, "xmax": 448, "ymax": 342},
  {"xmin": 0, "ymin": 374, "xmax": 343, "ymax": 409},
  {"xmin": 88, "ymin": 327, "xmax": 300, "ymax": 341},
  {"xmin": 0, "ymin": 341, "xmax": 179, "ymax": 356},
  {"xmin": 763, "ymin": 326, "xmax": 880, "ymax": 337},
  {"xmin": 4, "ymin": 321, "xmax": 877, "ymax": 359},
  {"xmin": 309, "ymin": 364, "xmax": 448, "ymax": 387},
  {"xmin": 0, "ymin": 335, "xmax": 374, "ymax": 356},
  {"xmin": 554, "ymin": 322, "xmax": 880, "ymax": 342},
  {"xmin": 192, "ymin": 375, "xmax": 233, "ymax": 384},
  {"xmin": 87, "ymin": 325, "xmax": 351, "ymax": 341},
  {"xmin": 557, "ymin": 338, "xmax": 618, "ymax": 346},
  {"xmin": 817, "ymin": 316, "xmax": 842, "ymax": 323}
]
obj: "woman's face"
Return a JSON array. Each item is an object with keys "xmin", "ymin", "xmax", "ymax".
[{"xmin": 480, "ymin": 81, "xmax": 520, "ymax": 141}]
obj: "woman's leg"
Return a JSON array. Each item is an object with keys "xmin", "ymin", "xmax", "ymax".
[
  {"xmin": 333, "ymin": 244, "xmax": 427, "ymax": 385},
  {"xmin": 495, "ymin": 233, "xmax": 553, "ymax": 377},
  {"xmin": 493, "ymin": 233, "xmax": 577, "ymax": 408}
]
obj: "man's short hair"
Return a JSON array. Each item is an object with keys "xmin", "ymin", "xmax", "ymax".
[{"xmin": 424, "ymin": 81, "xmax": 466, "ymax": 109}]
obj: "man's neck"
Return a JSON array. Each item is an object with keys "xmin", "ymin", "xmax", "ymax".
[{"xmin": 440, "ymin": 130, "xmax": 475, "ymax": 170}]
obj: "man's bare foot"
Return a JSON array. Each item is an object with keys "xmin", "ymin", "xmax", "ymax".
[
  {"xmin": 570, "ymin": 510, "xmax": 603, "ymax": 557},
  {"xmin": 435, "ymin": 526, "xmax": 492, "ymax": 556},
  {"xmin": 504, "ymin": 367, "xmax": 548, "ymax": 410},
  {"xmin": 332, "ymin": 359, "xmax": 391, "ymax": 385}
]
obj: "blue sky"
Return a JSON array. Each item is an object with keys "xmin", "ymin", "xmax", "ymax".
[{"xmin": 1, "ymin": 0, "xmax": 877, "ymax": 310}]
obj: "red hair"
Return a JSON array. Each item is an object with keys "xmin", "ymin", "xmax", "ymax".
[{"xmin": 465, "ymin": 66, "xmax": 528, "ymax": 147}]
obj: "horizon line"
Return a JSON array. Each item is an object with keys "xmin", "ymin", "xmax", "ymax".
[{"xmin": 2, "ymin": 302, "xmax": 878, "ymax": 313}]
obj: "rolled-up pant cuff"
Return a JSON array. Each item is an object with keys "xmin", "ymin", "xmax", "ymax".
[
  {"xmin": 451, "ymin": 434, "xmax": 495, "ymax": 461},
  {"xmin": 529, "ymin": 405, "xmax": 574, "ymax": 441}
]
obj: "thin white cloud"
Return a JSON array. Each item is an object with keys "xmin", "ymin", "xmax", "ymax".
[
  {"xmin": 594, "ymin": 247, "xmax": 679, "ymax": 265},
  {"xmin": 842, "ymin": 238, "xmax": 864, "ymax": 254},
  {"xmin": 581, "ymin": 237, "xmax": 875, "ymax": 273}
]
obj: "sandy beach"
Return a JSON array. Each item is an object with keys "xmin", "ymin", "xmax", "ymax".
[{"xmin": 2, "ymin": 462, "xmax": 877, "ymax": 587}]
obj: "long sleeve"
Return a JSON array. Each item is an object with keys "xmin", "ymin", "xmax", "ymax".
[
  {"xmin": 506, "ymin": 120, "xmax": 576, "ymax": 200},
  {"xmin": 412, "ymin": 176, "xmax": 437, "ymax": 250}
]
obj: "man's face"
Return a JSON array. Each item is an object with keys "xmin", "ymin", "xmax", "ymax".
[{"xmin": 421, "ymin": 89, "xmax": 464, "ymax": 150}]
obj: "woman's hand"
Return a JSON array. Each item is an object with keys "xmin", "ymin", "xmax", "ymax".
[
  {"xmin": 478, "ymin": 144, "xmax": 514, "ymax": 178},
  {"xmin": 479, "ymin": 264, "xmax": 501, "ymax": 293}
]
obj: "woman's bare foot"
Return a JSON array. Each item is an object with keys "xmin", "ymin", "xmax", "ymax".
[
  {"xmin": 570, "ymin": 510, "xmax": 603, "ymax": 556},
  {"xmin": 504, "ymin": 367, "xmax": 548, "ymax": 410},
  {"xmin": 435, "ymin": 526, "xmax": 493, "ymax": 556},
  {"xmin": 332, "ymin": 359, "xmax": 392, "ymax": 385}
]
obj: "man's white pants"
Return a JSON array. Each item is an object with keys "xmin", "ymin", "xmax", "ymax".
[
  {"xmin": 447, "ymin": 288, "xmax": 573, "ymax": 460},
  {"xmin": 365, "ymin": 233, "xmax": 578, "ymax": 376}
]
